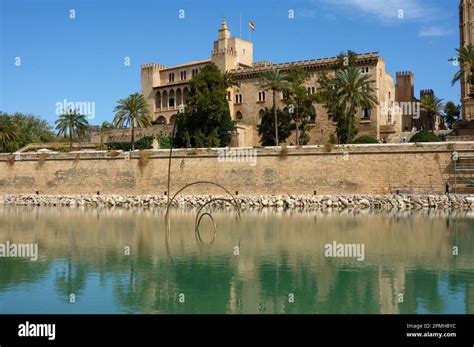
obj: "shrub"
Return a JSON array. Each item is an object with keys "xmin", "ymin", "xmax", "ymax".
[
  {"xmin": 158, "ymin": 136, "xmax": 172, "ymax": 149},
  {"xmin": 107, "ymin": 136, "xmax": 154, "ymax": 151},
  {"xmin": 409, "ymin": 131, "xmax": 439, "ymax": 143},
  {"xmin": 352, "ymin": 135, "xmax": 379, "ymax": 144}
]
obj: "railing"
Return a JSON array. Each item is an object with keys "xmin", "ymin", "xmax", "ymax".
[{"xmin": 452, "ymin": 155, "xmax": 474, "ymax": 193}]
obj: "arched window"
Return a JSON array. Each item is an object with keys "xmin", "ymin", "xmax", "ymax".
[
  {"xmin": 235, "ymin": 94, "xmax": 242, "ymax": 104},
  {"xmin": 236, "ymin": 111, "xmax": 243, "ymax": 123},
  {"xmin": 156, "ymin": 116, "xmax": 167, "ymax": 124},
  {"xmin": 169, "ymin": 114, "xmax": 177, "ymax": 125},
  {"xmin": 362, "ymin": 108, "xmax": 371, "ymax": 119},
  {"xmin": 169, "ymin": 89, "xmax": 175, "ymax": 108},
  {"xmin": 258, "ymin": 109, "xmax": 265, "ymax": 125},
  {"xmin": 176, "ymin": 88, "xmax": 182, "ymax": 106},
  {"xmin": 183, "ymin": 87, "xmax": 190, "ymax": 105},
  {"xmin": 155, "ymin": 91, "xmax": 161, "ymax": 110},
  {"xmin": 162, "ymin": 90, "xmax": 168, "ymax": 109}
]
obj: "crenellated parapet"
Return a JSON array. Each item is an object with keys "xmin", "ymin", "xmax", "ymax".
[{"xmin": 141, "ymin": 63, "xmax": 168, "ymax": 71}]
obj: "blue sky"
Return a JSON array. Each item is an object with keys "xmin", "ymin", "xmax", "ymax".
[{"xmin": 0, "ymin": 0, "xmax": 461, "ymax": 126}]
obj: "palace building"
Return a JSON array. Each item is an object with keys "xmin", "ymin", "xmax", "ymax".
[{"xmin": 141, "ymin": 20, "xmax": 410, "ymax": 146}]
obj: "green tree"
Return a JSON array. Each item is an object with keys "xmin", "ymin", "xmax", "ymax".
[
  {"xmin": 113, "ymin": 92, "xmax": 152, "ymax": 151},
  {"xmin": 282, "ymin": 67, "xmax": 317, "ymax": 146},
  {"xmin": 99, "ymin": 121, "xmax": 114, "ymax": 150},
  {"xmin": 327, "ymin": 67, "xmax": 378, "ymax": 143},
  {"xmin": 420, "ymin": 94, "xmax": 444, "ymax": 132},
  {"xmin": 222, "ymin": 71, "xmax": 239, "ymax": 89},
  {"xmin": 0, "ymin": 114, "xmax": 18, "ymax": 152},
  {"xmin": 260, "ymin": 69, "xmax": 289, "ymax": 146},
  {"xmin": 54, "ymin": 109, "xmax": 89, "ymax": 151},
  {"xmin": 175, "ymin": 63, "xmax": 234, "ymax": 148},
  {"xmin": 0, "ymin": 112, "xmax": 54, "ymax": 152},
  {"xmin": 258, "ymin": 107, "xmax": 294, "ymax": 146},
  {"xmin": 409, "ymin": 131, "xmax": 440, "ymax": 143},
  {"xmin": 443, "ymin": 102, "xmax": 461, "ymax": 129},
  {"xmin": 450, "ymin": 44, "xmax": 474, "ymax": 86}
]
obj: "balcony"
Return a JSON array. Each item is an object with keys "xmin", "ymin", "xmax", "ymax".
[{"xmin": 380, "ymin": 124, "xmax": 396, "ymax": 133}]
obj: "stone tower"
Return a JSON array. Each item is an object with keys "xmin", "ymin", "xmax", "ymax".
[
  {"xmin": 395, "ymin": 71, "xmax": 415, "ymax": 130},
  {"xmin": 460, "ymin": 0, "xmax": 474, "ymax": 119},
  {"xmin": 211, "ymin": 19, "xmax": 253, "ymax": 72}
]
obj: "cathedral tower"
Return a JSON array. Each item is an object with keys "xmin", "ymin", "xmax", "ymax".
[{"xmin": 460, "ymin": 0, "xmax": 474, "ymax": 119}]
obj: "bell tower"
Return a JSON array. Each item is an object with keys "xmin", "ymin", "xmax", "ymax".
[{"xmin": 211, "ymin": 19, "xmax": 254, "ymax": 72}]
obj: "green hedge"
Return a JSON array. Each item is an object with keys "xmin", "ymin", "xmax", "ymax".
[
  {"xmin": 409, "ymin": 131, "xmax": 439, "ymax": 143},
  {"xmin": 158, "ymin": 136, "xmax": 172, "ymax": 149},
  {"xmin": 352, "ymin": 135, "xmax": 379, "ymax": 144},
  {"xmin": 107, "ymin": 136, "xmax": 154, "ymax": 151}
]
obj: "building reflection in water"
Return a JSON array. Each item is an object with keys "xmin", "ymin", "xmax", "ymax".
[{"xmin": 0, "ymin": 207, "xmax": 473, "ymax": 314}]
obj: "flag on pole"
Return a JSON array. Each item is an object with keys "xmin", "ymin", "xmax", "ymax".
[{"xmin": 249, "ymin": 20, "xmax": 255, "ymax": 31}]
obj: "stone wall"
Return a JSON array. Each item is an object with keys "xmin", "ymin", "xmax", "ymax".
[{"xmin": 0, "ymin": 143, "xmax": 472, "ymax": 195}]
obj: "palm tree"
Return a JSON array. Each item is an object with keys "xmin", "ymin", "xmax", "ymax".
[
  {"xmin": 55, "ymin": 109, "xmax": 89, "ymax": 151},
  {"xmin": 332, "ymin": 66, "xmax": 378, "ymax": 143},
  {"xmin": 99, "ymin": 121, "xmax": 113, "ymax": 150},
  {"xmin": 113, "ymin": 92, "xmax": 152, "ymax": 151},
  {"xmin": 450, "ymin": 44, "xmax": 474, "ymax": 86},
  {"xmin": 420, "ymin": 94, "xmax": 444, "ymax": 132},
  {"xmin": 222, "ymin": 71, "xmax": 239, "ymax": 89},
  {"xmin": 261, "ymin": 69, "xmax": 288, "ymax": 146},
  {"xmin": 0, "ymin": 115, "xmax": 18, "ymax": 152}
]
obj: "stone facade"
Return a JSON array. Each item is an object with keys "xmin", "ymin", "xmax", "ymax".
[
  {"xmin": 460, "ymin": 0, "xmax": 474, "ymax": 120},
  {"xmin": 1, "ymin": 143, "xmax": 473, "ymax": 195},
  {"xmin": 140, "ymin": 20, "xmax": 419, "ymax": 146}
]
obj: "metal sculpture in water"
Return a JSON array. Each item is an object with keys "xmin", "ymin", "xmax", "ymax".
[{"xmin": 164, "ymin": 111, "xmax": 241, "ymax": 260}]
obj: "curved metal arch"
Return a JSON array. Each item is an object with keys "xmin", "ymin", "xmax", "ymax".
[{"xmin": 164, "ymin": 111, "xmax": 242, "ymax": 261}]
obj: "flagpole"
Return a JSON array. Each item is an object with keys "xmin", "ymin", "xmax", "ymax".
[
  {"xmin": 239, "ymin": 12, "xmax": 242, "ymax": 38},
  {"xmin": 249, "ymin": 19, "xmax": 251, "ymax": 41}
]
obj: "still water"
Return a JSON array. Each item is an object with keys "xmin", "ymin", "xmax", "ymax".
[{"xmin": 0, "ymin": 206, "xmax": 473, "ymax": 314}]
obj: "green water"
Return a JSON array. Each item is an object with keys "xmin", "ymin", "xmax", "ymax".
[{"xmin": 0, "ymin": 206, "xmax": 473, "ymax": 314}]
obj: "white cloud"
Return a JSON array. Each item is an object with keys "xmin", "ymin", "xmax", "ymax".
[
  {"xmin": 317, "ymin": 0, "xmax": 439, "ymax": 23},
  {"xmin": 418, "ymin": 26, "xmax": 455, "ymax": 37}
]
